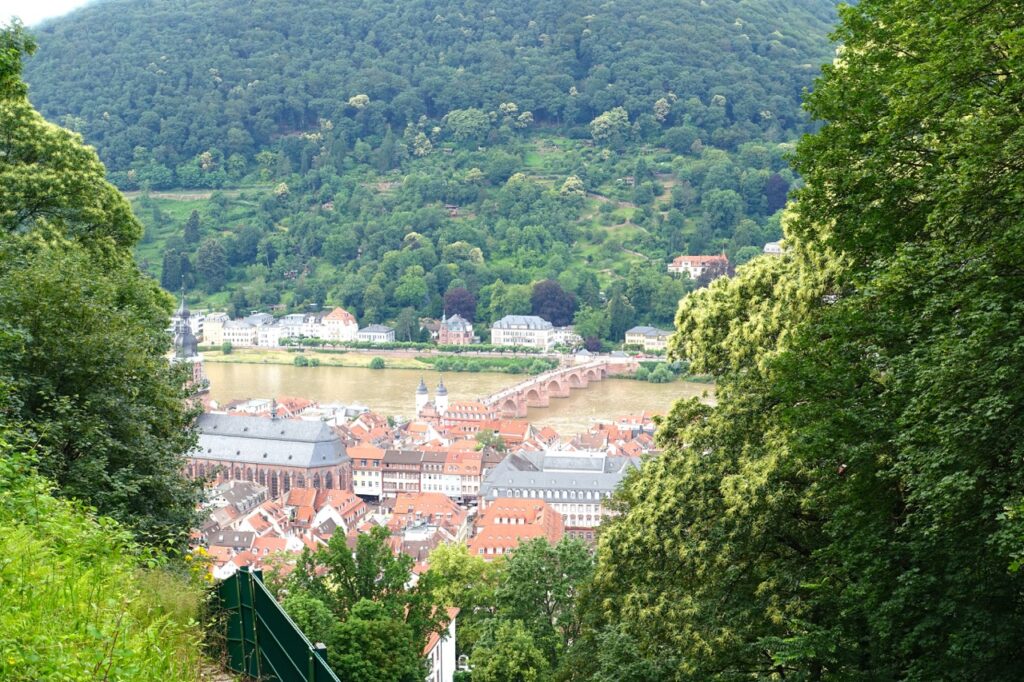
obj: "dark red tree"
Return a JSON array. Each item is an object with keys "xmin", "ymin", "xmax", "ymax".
[
  {"xmin": 530, "ymin": 279, "xmax": 577, "ymax": 326},
  {"xmin": 764, "ymin": 173, "xmax": 791, "ymax": 213},
  {"xmin": 443, "ymin": 287, "xmax": 477, "ymax": 321}
]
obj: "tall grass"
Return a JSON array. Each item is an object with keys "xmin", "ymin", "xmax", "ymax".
[{"xmin": 0, "ymin": 450, "xmax": 210, "ymax": 681}]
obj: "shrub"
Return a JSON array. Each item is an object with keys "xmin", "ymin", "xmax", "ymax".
[
  {"xmin": 221, "ymin": 341, "xmax": 233, "ymax": 354},
  {"xmin": 369, "ymin": 357, "xmax": 385, "ymax": 369},
  {"xmin": 648, "ymin": 364, "xmax": 675, "ymax": 383},
  {"xmin": 294, "ymin": 355, "xmax": 309, "ymax": 367},
  {"xmin": 0, "ymin": 447, "xmax": 207, "ymax": 681}
]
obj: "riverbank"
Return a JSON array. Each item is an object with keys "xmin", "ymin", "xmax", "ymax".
[
  {"xmin": 202, "ymin": 348, "xmax": 431, "ymax": 370},
  {"xmin": 201, "ymin": 348, "xmax": 558, "ymax": 374}
]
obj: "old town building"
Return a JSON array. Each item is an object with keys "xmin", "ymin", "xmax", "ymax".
[{"xmin": 186, "ymin": 411, "xmax": 351, "ymax": 496}]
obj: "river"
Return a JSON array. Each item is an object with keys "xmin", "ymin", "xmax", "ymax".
[{"xmin": 203, "ymin": 363, "xmax": 714, "ymax": 435}]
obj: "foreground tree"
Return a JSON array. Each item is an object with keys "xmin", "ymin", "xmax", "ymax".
[
  {"xmin": 495, "ymin": 538, "xmax": 593, "ymax": 668},
  {"xmin": 283, "ymin": 526, "xmax": 447, "ymax": 676},
  {"xmin": 470, "ymin": 620, "xmax": 550, "ymax": 682},
  {"xmin": 594, "ymin": 1, "xmax": 1024, "ymax": 680},
  {"xmin": 0, "ymin": 24, "xmax": 198, "ymax": 545}
]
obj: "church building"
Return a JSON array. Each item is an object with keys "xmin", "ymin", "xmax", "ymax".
[{"xmin": 186, "ymin": 409, "xmax": 352, "ymax": 496}]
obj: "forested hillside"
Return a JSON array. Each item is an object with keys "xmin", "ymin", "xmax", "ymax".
[{"xmin": 22, "ymin": 0, "xmax": 837, "ymax": 338}]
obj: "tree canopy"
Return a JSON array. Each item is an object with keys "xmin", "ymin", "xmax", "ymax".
[
  {"xmin": 590, "ymin": 0, "xmax": 1024, "ymax": 679},
  {"xmin": 0, "ymin": 22, "xmax": 199, "ymax": 545}
]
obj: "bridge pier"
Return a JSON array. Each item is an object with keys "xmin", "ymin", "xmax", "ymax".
[
  {"xmin": 545, "ymin": 379, "xmax": 571, "ymax": 398},
  {"xmin": 525, "ymin": 388, "xmax": 549, "ymax": 408}
]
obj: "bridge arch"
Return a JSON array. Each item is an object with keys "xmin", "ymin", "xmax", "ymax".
[
  {"xmin": 501, "ymin": 398, "xmax": 518, "ymax": 414},
  {"xmin": 568, "ymin": 372, "xmax": 584, "ymax": 388}
]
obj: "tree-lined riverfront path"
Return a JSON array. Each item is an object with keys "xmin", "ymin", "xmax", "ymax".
[{"xmin": 203, "ymin": 363, "xmax": 713, "ymax": 433}]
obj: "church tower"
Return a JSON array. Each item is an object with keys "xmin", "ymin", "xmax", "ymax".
[
  {"xmin": 171, "ymin": 291, "xmax": 206, "ymax": 391},
  {"xmin": 415, "ymin": 377, "xmax": 429, "ymax": 415},
  {"xmin": 435, "ymin": 376, "xmax": 449, "ymax": 414}
]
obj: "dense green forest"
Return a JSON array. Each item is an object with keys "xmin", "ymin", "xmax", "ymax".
[{"xmin": 22, "ymin": 0, "xmax": 837, "ymax": 340}]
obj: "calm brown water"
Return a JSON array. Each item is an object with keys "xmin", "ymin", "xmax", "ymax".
[{"xmin": 204, "ymin": 363, "xmax": 713, "ymax": 435}]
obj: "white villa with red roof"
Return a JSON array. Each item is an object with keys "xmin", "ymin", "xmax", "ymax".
[{"xmin": 667, "ymin": 253, "xmax": 729, "ymax": 280}]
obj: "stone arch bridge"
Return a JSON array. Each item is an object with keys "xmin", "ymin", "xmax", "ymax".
[{"xmin": 482, "ymin": 358, "xmax": 640, "ymax": 418}]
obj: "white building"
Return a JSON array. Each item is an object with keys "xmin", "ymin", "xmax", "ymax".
[
  {"xmin": 357, "ymin": 324, "xmax": 396, "ymax": 344},
  {"xmin": 323, "ymin": 307, "xmax": 359, "ymax": 342},
  {"xmin": 349, "ymin": 444, "xmax": 385, "ymax": 498},
  {"xmin": 424, "ymin": 609, "xmax": 459, "ymax": 682},
  {"xmin": 553, "ymin": 326, "xmax": 582, "ymax": 348},
  {"xmin": 763, "ymin": 241, "xmax": 784, "ymax": 255},
  {"xmin": 222, "ymin": 320, "xmax": 258, "ymax": 347},
  {"xmin": 624, "ymin": 326, "xmax": 672, "ymax": 352},
  {"xmin": 490, "ymin": 315, "xmax": 555, "ymax": 350},
  {"xmin": 202, "ymin": 312, "xmax": 231, "ymax": 345},
  {"xmin": 667, "ymin": 254, "xmax": 729, "ymax": 280},
  {"xmin": 480, "ymin": 450, "xmax": 641, "ymax": 539},
  {"xmin": 257, "ymin": 323, "xmax": 288, "ymax": 348}
]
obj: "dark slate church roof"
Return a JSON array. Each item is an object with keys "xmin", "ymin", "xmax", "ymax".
[{"xmin": 192, "ymin": 413, "xmax": 348, "ymax": 468}]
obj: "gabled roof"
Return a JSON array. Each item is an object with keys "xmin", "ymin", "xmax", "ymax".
[
  {"xmin": 209, "ymin": 531, "xmax": 256, "ymax": 548},
  {"xmin": 671, "ymin": 253, "xmax": 729, "ymax": 265},
  {"xmin": 193, "ymin": 413, "xmax": 348, "ymax": 468},
  {"xmin": 285, "ymin": 487, "xmax": 318, "ymax": 508},
  {"xmin": 491, "ymin": 315, "xmax": 553, "ymax": 330},
  {"xmin": 441, "ymin": 314, "xmax": 473, "ymax": 332},
  {"xmin": 324, "ymin": 307, "xmax": 357, "ymax": 324}
]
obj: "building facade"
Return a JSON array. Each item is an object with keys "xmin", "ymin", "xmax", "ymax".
[
  {"xmin": 667, "ymin": 254, "xmax": 729, "ymax": 280},
  {"xmin": 323, "ymin": 307, "xmax": 359, "ymax": 342},
  {"xmin": 490, "ymin": 315, "xmax": 555, "ymax": 350},
  {"xmin": 222, "ymin": 320, "xmax": 258, "ymax": 347},
  {"xmin": 357, "ymin": 324, "xmax": 396, "ymax": 343},
  {"xmin": 624, "ymin": 326, "xmax": 672, "ymax": 352},
  {"xmin": 186, "ymin": 412, "xmax": 352, "ymax": 497},
  {"xmin": 480, "ymin": 450, "xmax": 641, "ymax": 540},
  {"xmin": 438, "ymin": 314, "xmax": 476, "ymax": 345}
]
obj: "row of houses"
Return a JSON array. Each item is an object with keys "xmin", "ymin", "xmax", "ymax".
[
  {"xmin": 200, "ymin": 307, "xmax": 400, "ymax": 347},
  {"xmin": 347, "ymin": 443, "xmax": 499, "ymax": 500},
  {"xmin": 434, "ymin": 313, "xmax": 583, "ymax": 350},
  {"xmin": 187, "ymin": 307, "xmax": 584, "ymax": 351}
]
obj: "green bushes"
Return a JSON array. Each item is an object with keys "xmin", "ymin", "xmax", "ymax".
[
  {"xmin": 369, "ymin": 357, "xmax": 385, "ymax": 369},
  {"xmin": 624, "ymin": 360, "xmax": 687, "ymax": 383},
  {"xmin": 0, "ymin": 448, "xmax": 207, "ymax": 681},
  {"xmin": 418, "ymin": 356, "xmax": 558, "ymax": 374}
]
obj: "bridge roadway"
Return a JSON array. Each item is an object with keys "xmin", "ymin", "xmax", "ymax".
[{"xmin": 479, "ymin": 357, "xmax": 640, "ymax": 418}]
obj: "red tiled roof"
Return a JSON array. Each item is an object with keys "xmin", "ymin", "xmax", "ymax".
[
  {"xmin": 252, "ymin": 536, "xmax": 289, "ymax": 556},
  {"xmin": 423, "ymin": 608, "xmax": 460, "ymax": 655},
  {"xmin": 324, "ymin": 307, "xmax": 357, "ymax": 324},
  {"xmin": 285, "ymin": 488, "xmax": 317, "ymax": 508},
  {"xmin": 671, "ymin": 254, "xmax": 729, "ymax": 266}
]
